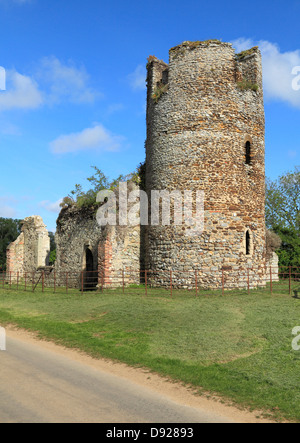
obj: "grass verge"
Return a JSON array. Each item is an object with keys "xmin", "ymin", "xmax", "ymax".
[{"xmin": 0, "ymin": 282, "xmax": 300, "ymax": 422}]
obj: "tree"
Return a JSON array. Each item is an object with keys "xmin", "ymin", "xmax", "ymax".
[
  {"xmin": 266, "ymin": 167, "xmax": 300, "ymax": 267},
  {"xmin": 0, "ymin": 218, "xmax": 22, "ymax": 270},
  {"xmin": 60, "ymin": 165, "xmax": 144, "ymax": 209},
  {"xmin": 266, "ymin": 167, "xmax": 300, "ymax": 231},
  {"xmin": 49, "ymin": 249, "xmax": 56, "ymax": 266},
  {"xmin": 48, "ymin": 231, "xmax": 56, "ymax": 266},
  {"xmin": 266, "ymin": 229, "xmax": 282, "ymax": 261}
]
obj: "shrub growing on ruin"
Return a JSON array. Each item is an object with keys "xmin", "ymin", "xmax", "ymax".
[
  {"xmin": 60, "ymin": 164, "xmax": 145, "ymax": 210},
  {"xmin": 237, "ymin": 79, "xmax": 259, "ymax": 92},
  {"xmin": 266, "ymin": 230, "xmax": 282, "ymax": 261},
  {"xmin": 152, "ymin": 81, "xmax": 168, "ymax": 103}
]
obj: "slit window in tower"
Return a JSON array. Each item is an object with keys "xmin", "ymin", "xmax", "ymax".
[
  {"xmin": 245, "ymin": 141, "xmax": 251, "ymax": 165},
  {"xmin": 246, "ymin": 230, "xmax": 251, "ymax": 255}
]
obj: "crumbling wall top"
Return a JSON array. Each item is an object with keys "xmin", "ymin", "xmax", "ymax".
[
  {"xmin": 6, "ymin": 215, "xmax": 50, "ymax": 275},
  {"xmin": 21, "ymin": 215, "xmax": 48, "ymax": 232}
]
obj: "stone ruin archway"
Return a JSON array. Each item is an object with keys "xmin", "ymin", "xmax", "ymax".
[
  {"xmin": 85, "ymin": 248, "xmax": 94, "ymax": 272},
  {"xmin": 83, "ymin": 245, "xmax": 97, "ymax": 291}
]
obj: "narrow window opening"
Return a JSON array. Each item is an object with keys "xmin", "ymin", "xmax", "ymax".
[
  {"xmin": 245, "ymin": 141, "xmax": 251, "ymax": 165},
  {"xmin": 246, "ymin": 230, "xmax": 251, "ymax": 255}
]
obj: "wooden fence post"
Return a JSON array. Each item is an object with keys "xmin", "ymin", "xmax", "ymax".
[
  {"xmin": 247, "ymin": 269, "xmax": 250, "ymax": 296},
  {"xmin": 222, "ymin": 269, "xmax": 224, "ymax": 296}
]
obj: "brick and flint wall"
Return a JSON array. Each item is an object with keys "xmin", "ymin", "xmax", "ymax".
[
  {"xmin": 6, "ymin": 216, "xmax": 50, "ymax": 279},
  {"xmin": 55, "ymin": 199, "xmax": 141, "ymax": 289}
]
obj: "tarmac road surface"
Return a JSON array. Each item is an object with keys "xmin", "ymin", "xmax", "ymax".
[{"xmin": 0, "ymin": 333, "xmax": 235, "ymax": 423}]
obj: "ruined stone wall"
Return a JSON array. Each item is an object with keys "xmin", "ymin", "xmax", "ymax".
[
  {"xmin": 6, "ymin": 216, "xmax": 50, "ymax": 278},
  {"xmin": 145, "ymin": 41, "xmax": 266, "ymax": 288},
  {"xmin": 55, "ymin": 205, "xmax": 102, "ymax": 287},
  {"xmin": 266, "ymin": 252, "xmax": 279, "ymax": 282},
  {"xmin": 98, "ymin": 225, "xmax": 141, "ymax": 288},
  {"xmin": 23, "ymin": 216, "xmax": 50, "ymax": 272},
  {"xmin": 6, "ymin": 232, "xmax": 25, "ymax": 276},
  {"xmin": 55, "ymin": 202, "xmax": 141, "ymax": 289}
]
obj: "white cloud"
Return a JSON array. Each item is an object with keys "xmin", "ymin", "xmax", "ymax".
[
  {"xmin": 0, "ymin": 70, "xmax": 43, "ymax": 112},
  {"xmin": 0, "ymin": 56, "xmax": 100, "ymax": 117},
  {"xmin": 232, "ymin": 38, "xmax": 300, "ymax": 109},
  {"xmin": 128, "ymin": 65, "xmax": 146, "ymax": 91},
  {"xmin": 232, "ymin": 38, "xmax": 255, "ymax": 54},
  {"xmin": 36, "ymin": 56, "xmax": 99, "ymax": 105},
  {"xmin": 39, "ymin": 199, "xmax": 63, "ymax": 213},
  {"xmin": 50, "ymin": 124, "xmax": 124, "ymax": 154}
]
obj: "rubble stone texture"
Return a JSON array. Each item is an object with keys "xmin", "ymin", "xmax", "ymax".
[
  {"xmin": 55, "ymin": 202, "xmax": 141, "ymax": 289},
  {"xmin": 145, "ymin": 41, "xmax": 267, "ymax": 287},
  {"xmin": 6, "ymin": 41, "xmax": 275, "ymax": 290},
  {"xmin": 266, "ymin": 252, "xmax": 279, "ymax": 283},
  {"xmin": 6, "ymin": 216, "xmax": 50, "ymax": 277}
]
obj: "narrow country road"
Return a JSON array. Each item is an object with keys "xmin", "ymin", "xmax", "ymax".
[{"xmin": 0, "ymin": 332, "xmax": 237, "ymax": 424}]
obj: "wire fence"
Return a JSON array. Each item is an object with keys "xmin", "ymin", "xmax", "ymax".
[{"xmin": 0, "ymin": 266, "xmax": 299, "ymax": 297}]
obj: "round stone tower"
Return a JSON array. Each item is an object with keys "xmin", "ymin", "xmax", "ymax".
[{"xmin": 145, "ymin": 40, "xmax": 266, "ymax": 288}]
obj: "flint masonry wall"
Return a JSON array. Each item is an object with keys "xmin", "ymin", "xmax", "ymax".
[
  {"xmin": 6, "ymin": 216, "xmax": 50, "ymax": 277},
  {"xmin": 55, "ymin": 205, "xmax": 102, "ymax": 279},
  {"xmin": 6, "ymin": 232, "xmax": 24, "ymax": 276},
  {"xmin": 98, "ymin": 225, "xmax": 140, "ymax": 288},
  {"xmin": 145, "ymin": 41, "xmax": 266, "ymax": 288},
  {"xmin": 266, "ymin": 252, "xmax": 279, "ymax": 283},
  {"xmin": 23, "ymin": 216, "xmax": 50, "ymax": 271},
  {"xmin": 55, "ymin": 203, "xmax": 140, "ymax": 289}
]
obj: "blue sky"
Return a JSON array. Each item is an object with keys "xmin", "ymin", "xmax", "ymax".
[{"xmin": 0, "ymin": 0, "xmax": 299, "ymax": 232}]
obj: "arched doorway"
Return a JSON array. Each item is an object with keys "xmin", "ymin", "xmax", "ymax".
[
  {"xmin": 84, "ymin": 248, "xmax": 97, "ymax": 291},
  {"xmin": 86, "ymin": 248, "xmax": 94, "ymax": 272}
]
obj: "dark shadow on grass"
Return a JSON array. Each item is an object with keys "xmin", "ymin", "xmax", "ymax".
[{"xmin": 293, "ymin": 290, "xmax": 300, "ymax": 299}]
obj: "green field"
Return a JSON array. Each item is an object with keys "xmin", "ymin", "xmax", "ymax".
[{"xmin": 0, "ymin": 282, "xmax": 300, "ymax": 422}]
